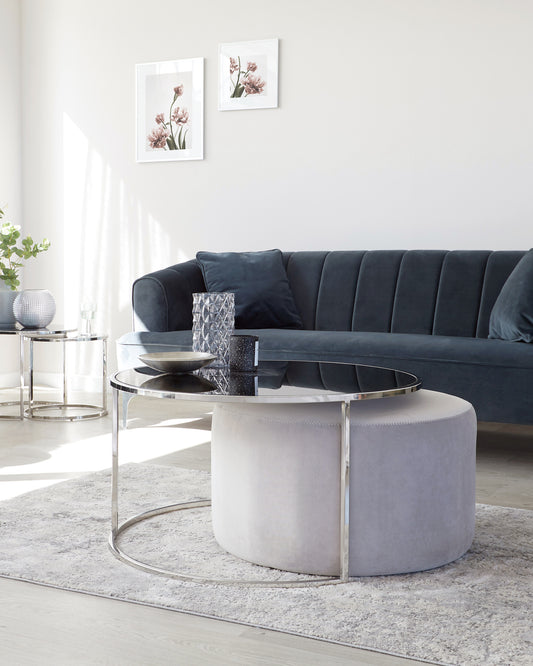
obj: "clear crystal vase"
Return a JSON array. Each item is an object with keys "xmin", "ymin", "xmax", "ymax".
[{"xmin": 192, "ymin": 292, "xmax": 235, "ymax": 367}]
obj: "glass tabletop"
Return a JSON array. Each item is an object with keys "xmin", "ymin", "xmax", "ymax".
[
  {"xmin": 23, "ymin": 331, "xmax": 107, "ymax": 341},
  {"xmin": 0, "ymin": 324, "xmax": 76, "ymax": 336},
  {"xmin": 111, "ymin": 360, "xmax": 421, "ymax": 404}
]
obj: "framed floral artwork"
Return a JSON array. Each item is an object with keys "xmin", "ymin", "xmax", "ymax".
[
  {"xmin": 136, "ymin": 58, "xmax": 204, "ymax": 162},
  {"xmin": 218, "ymin": 39, "xmax": 279, "ymax": 111}
]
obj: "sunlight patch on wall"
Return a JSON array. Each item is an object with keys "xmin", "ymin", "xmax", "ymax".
[
  {"xmin": 61, "ymin": 113, "xmax": 182, "ymax": 376},
  {"xmin": 62, "ymin": 112, "xmax": 88, "ymax": 328}
]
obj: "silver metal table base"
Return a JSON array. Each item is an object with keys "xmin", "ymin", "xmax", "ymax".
[
  {"xmin": 25, "ymin": 333, "xmax": 108, "ymax": 421},
  {"xmin": 27, "ymin": 403, "xmax": 108, "ymax": 421},
  {"xmin": 109, "ymin": 387, "xmax": 352, "ymax": 587},
  {"xmin": 0, "ymin": 399, "xmax": 24, "ymax": 420},
  {"xmin": 1, "ymin": 326, "xmax": 107, "ymax": 421}
]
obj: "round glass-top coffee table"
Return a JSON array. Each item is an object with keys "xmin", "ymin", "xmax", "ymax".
[{"xmin": 109, "ymin": 360, "xmax": 421, "ymax": 586}]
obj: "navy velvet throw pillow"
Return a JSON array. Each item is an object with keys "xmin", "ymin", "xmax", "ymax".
[
  {"xmin": 489, "ymin": 249, "xmax": 533, "ymax": 342},
  {"xmin": 196, "ymin": 249, "xmax": 303, "ymax": 329}
]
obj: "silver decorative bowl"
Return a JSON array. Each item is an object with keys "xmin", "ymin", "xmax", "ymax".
[{"xmin": 139, "ymin": 351, "xmax": 216, "ymax": 374}]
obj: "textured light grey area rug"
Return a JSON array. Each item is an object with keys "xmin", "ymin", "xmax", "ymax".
[{"xmin": 1, "ymin": 464, "xmax": 532, "ymax": 666}]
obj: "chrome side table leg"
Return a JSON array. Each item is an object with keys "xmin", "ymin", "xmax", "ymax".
[
  {"xmin": 111, "ymin": 387, "xmax": 120, "ymax": 535},
  {"xmin": 62, "ymin": 337, "xmax": 67, "ymax": 405},
  {"xmin": 19, "ymin": 334, "xmax": 25, "ymax": 419},
  {"xmin": 102, "ymin": 338, "xmax": 108, "ymax": 415},
  {"xmin": 28, "ymin": 338, "xmax": 34, "ymax": 416},
  {"xmin": 340, "ymin": 400, "xmax": 351, "ymax": 582}
]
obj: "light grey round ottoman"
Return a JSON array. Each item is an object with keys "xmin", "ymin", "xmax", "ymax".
[{"xmin": 211, "ymin": 389, "xmax": 476, "ymax": 577}]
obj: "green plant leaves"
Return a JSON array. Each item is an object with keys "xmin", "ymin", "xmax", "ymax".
[{"xmin": 0, "ymin": 220, "xmax": 50, "ymax": 290}]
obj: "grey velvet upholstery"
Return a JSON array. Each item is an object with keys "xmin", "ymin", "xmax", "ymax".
[
  {"xmin": 489, "ymin": 249, "xmax": 533, "ymax": 342},
  {"xmin": 117, "ymin": 249, "xmax": 532, "ymax": 424},
  {"xmin": 132, "ymin": 260, "xmax": 204, "ymax": 332},
  {"xmin": 196, "ymin": 249, "xmax": 302, "ymax": 329},
  {"xmin": 211, "ymin": 390, "xmax": 476, "ymax": 576}
]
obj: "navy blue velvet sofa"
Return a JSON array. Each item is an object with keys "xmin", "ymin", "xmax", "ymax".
[{"xmin": 116, "ymin": 250, "xmax": 533, "ymax": 425}]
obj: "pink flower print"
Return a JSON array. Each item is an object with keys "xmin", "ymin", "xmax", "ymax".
[
  {"xmin": 241, "ymin": 73, "xmax": 266, "ymax": 95},
  {"xmin": 171, "ymin": 106, "xmax": 190, "ymax": 126},
  {"xmin": 148, "ymin": 124, "xmax": 170, "ymax": 149},
  {"xmin": 173, "ymin": 85, "xmax": 184, "ymax": 97},
  {"xmin": 247, "ymin": 61, "xmax": 258, "ymax": 72},
  {"xmin": 229, "ymin": 57, "xmax": 239, "ymax": 74},
  {"xmin": 155, "ymin": 113, "xmax": 165, "ymax": 124}
]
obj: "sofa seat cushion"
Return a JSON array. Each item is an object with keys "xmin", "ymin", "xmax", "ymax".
[
  {"xmin": 243, "ymin": 330, "xmax": 533, "ymax": 424},
  {"xmin": 116, "ymin": 328, "xmax": 533, "ymax": 372},
  {"xmin": 241, "ymin": 329, "xmax": 533, "ymax": 370},
  {"xmin": 116, "ymin": 328, "xmax": 533, "ymax": 423}
]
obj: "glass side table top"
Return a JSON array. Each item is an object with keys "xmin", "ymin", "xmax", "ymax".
[
  {"xmin": 23, "ymin": 331, "xmax": 107, "ymax": 341},
  {"xmin": 0, "ymin": 324, "xmax": 76, "ymax": 336},
  {"xmin": 112, "ymin": 360, "xmax": 421, "ymax": 404}
]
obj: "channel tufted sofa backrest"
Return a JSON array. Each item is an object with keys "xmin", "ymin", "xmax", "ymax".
[{"xmin": 281, "ymin": 250, "xmax": 526, "ymax": 339}]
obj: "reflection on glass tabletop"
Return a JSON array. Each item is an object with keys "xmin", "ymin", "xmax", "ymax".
[{"xmin": 111, "ymin": 360, "xmax": 421, "ymax": 403}]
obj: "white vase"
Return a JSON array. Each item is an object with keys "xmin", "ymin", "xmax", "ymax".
[
  {"xmin": 13, "ymin": 289, "xmax": 56, "ymax": 329},
  {"xmin": 0, "ymin": 284, "xmax": 18, "ymax": 327}
]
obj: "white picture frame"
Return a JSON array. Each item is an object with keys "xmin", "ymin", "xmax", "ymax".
[
  {"xmin": 136, "ymin": 58, "xmax": 204, "ymax": 162},
  {"xmin": 218, "ymin": 39, "xmax": 279, "ymax": 111}
]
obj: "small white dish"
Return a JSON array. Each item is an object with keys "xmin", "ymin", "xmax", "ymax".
[{"xmin": 139, "ymin": 351, "xmax": 216, "ymax": 374}]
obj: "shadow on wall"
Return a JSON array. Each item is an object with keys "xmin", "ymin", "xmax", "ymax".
[{"xmin": 61, "ymin": 113, "xmax": 188, "ymax": 377}]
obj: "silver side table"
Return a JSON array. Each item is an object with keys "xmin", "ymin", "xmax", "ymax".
[
  {"xmin": 24, "ymin": 330, "xmax": 108, "ymax": 421},
  {"xmin": 0, "ymin": 325, "xmax": 76, "ymax": 419}
]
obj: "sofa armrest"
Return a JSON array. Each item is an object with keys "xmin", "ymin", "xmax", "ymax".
[{"xmin": 132, "ymin": 260, "xmax": 206, "ymax": 331}]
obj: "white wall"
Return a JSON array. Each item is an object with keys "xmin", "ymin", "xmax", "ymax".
[
  {"xmin": 0, "ymin": 0, "xmax": 21, "ymax": 231},
  {"xmin": 10, "ymin": 0, "xmax": 533, "ymax": 377},
  {"xmin": 0, "ymin": 0, "xmax": 21, "ymax": 379}
]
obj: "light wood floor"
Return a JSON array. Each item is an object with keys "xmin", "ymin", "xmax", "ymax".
[{"xmin": 0, "ymin": 393, "xmax": 532, "ymax": 665}]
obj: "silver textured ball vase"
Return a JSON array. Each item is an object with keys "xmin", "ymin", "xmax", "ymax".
[{"xmin": 13, "ymin": 289, "xmax": 56, "ymax": 329}]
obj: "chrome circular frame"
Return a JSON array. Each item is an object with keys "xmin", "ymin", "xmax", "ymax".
[
  {"xmin": 1, "ymin": 398, "xmax": 61, "ymax": 420},
  {"xmin": 0, "ymin": 399, "xmax": 24, "ymax": 420},
  {"xmin": 109, "ymin": 499, "xmax": 343, "ymax": 587},
  {"xmin": 25, "ymin": 402, "xmax": 108, "ymax": 421}
]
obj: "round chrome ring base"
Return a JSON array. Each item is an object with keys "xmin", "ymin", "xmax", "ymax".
[
  {"xmin": 108, "ymin": 499, "xmax": 344, "ymax": 587},
  {"xmin": 0, "ymin": 400, "xmax": 23, "ymax": 420},
  {"xmin": 26, "ymin": 403, "xmax": 108, "ymax": 421},
  {"xmin": 1, "ymin": 399, "xmax": 60, "ymax": 420}
]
